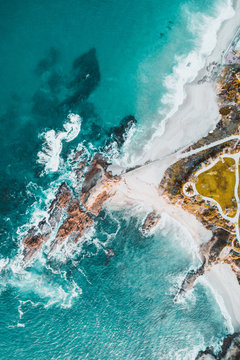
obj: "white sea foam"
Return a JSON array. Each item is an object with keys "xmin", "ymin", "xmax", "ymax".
[
  {"xmin": 37, "ymin": 113, "xmax": 81, "ymax": 173},
  {"xmin": 144, "ymin": 0, "xmax": 234, "ymax": 151},
  {"xmin": 8, "ymin": 260, "xmax": 82, "ymax": 308},
  {"xmin": 0, "ymin": 257, "xmax": 9, "ymax": 272},
  {"xmin": 159, "ymin": 0, "xmax": 234, "ymax": 121},
  {"xmin": 198, "ymin": 272, "xmax": 235, "ymax": 333},
  {"xmin": 110, "ymin": 0, "xmax": 235, "ymax": 171},
  {"xmin": 167, "ymin": 343, "xmax": 205, "ymax": 360}
]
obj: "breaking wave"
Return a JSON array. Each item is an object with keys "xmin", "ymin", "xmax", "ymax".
[
  {"xmin": 110, "ymin": 0, "xmax": 235, "ymax": 170},
  {"xmin": 37, "ymin": 113, "xmax": 81, "ymax": 173}
]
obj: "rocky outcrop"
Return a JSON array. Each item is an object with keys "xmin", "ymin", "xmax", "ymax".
[
  {"xmin": 85, "ymin": 191, "xmax": 109, "ymax": 216},
  {"xmin": 22, "ymin": 153, "xmax": 120, "ymax": 264},
  {"xmin": 81, "ymin": 153, "xmax": 120, "ymax": 216},
  {"xmin": 108, "ymin": 115, "xmax": 137, "ymax": 148},
  {"xmin": 196, "ymin": 332, "xmax": 240, "ymax": 360},
  {"xmin": 22, "ymin": 182, "xmax": 73, "ymax": 262},
  {"xmin": 141, "ymin": 211, "xmax": 161, "ymax": 234},
  {"xmin": 174, "ymin": 227, "xmax": 235, "ymax": 299},
  {"xmin": 49, "ymin": 199, "xmax": 93, "ymax": 253},
  {"xmin": 81, "ymin": 156, "xmax": 104, "ymax": 198},
  {"xmin": 175, "ymin": 260, "xmax": 206, "ymax": 299},
  {"xmin": 48, "ymin": 182, "xmax": 72, "ymax": 228},
  {"xmin": 104, "ymin": 248, "xmax": 115, "ymax": 265},
  {"xmin": 22, "ymin": 221, "xmax": 51, "ymax": 262}
]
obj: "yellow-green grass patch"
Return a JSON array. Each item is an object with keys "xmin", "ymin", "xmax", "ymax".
[{"xmin": 196, "ymin": 157, "xmax": 237, "ymax": 218}]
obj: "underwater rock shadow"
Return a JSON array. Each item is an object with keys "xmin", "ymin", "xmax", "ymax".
[
  {"xmin": 35, "ymin": 47, "xmax": 61, "ymax": 77},
  {"xmin": 31, "ymin": 47, "xmax": 101, "ymax": 130},
  {"xmin": 63, "ymin": 47, "xmax": 100, "ymax": 106}
]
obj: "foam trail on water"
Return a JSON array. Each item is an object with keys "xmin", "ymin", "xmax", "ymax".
[
  {"xmin": 37, "ymin": 113, "xmax": 81, "ymax": 173},
  {"xmin": 0, "ymin": 255, "xmax": 83, "ymax": 308},
  {"xmin": 158, "ymin": 0, "xmax": 234, "ymax": 123},
  {"xmin": 111, "ymin": 0, "xmax": 235, "ymax": 170}
]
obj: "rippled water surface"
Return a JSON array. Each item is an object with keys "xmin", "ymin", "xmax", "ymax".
[{"xmin": 0, "ymin": 0, "xmax": 232, "ymax": 358}]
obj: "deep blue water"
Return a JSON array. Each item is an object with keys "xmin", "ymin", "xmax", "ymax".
[{"xmin": 0, "ymin": 0, "xmax": 234, "ymax": 359}]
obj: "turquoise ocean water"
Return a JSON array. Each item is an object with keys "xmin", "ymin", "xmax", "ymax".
[{"xmin": 0, "ymin": 0, "xmax": 234, "ymax": 359}]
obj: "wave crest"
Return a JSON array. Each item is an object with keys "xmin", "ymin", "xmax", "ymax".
[{"xmin": 37, "ymin": 113, "xmax": 81, "ymax": 173}]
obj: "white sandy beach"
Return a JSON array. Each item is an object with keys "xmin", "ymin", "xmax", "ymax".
[
  {"xmin": 141, "ymin": 0, "xmax": 240, "ymax": 164},
  {"xmin": 107, "ymin": 0, "xmax": 240, "ymax": 332},
  {"xmin": 204, "ymin": 263, "xmax": 240, "ymax": 331}
]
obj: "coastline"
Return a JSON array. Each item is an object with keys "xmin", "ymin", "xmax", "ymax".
[
  {"xmin": 140, "ymin": 0, "xmax": 240, "ymax": 164},
  {"xmin": 3, "ymin": 0, "xmax": 240, "ymax": 358},
  {"xmin": 7, "ymin": 0, "xmax": 240, "ymax": 354},
  {"xmin": 204, "ymin": 263, "xmax": 240, "ymax": 331},
  {"xmin": 107, "ymin": 0, "xmax": 240, "ymax": 336},
  {"xmin": 108, "ymin": 163, "xmax": 212, "ymax": 249}
]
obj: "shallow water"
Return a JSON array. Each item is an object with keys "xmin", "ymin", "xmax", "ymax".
[{"xmin": 0, "ymin": 0, "xmax": 234, "ymax": 358}]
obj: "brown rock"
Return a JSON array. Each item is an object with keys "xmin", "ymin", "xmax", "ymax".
[
  {"xmin": 142, "ymin": 211, "xmax": 161, "ymax": 234},
  {"xmin": 49, "ymin": 182, "xmax": 72, "ymax": 213},
  {"xmin": 86, "ymin": 191, "xmax": 110, "ymax": 216},
  {"xmin": 22, "ymin": 219, "xmax": 51, "ymax": 262},
  {"xmin": 81, "ymin": 153, "xmax": 111, "ymax": 203},
  {"xmin": 48, "ymin": 182, "xmax": 72, "ymax": 228},
  {"xmin": 50, "ymin": 199, "xmax": 93, "ymax": 253},
  {"xmin": 21, "ymin": 153, "xmax": 117, "ymax": 263}
]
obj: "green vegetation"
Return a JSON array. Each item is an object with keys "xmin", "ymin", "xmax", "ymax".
[{"xmin": 196, "ymin": 157, "xmax": 237, "ymax": 218}]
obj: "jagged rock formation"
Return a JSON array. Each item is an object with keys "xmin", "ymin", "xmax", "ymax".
[
  {"xmin": 141, "ymin": 211, "xmax": 161, "ymax": 234},
  {"xmin": 107, "ymin": 115, "xmax": 137, "ymax": 148},
  {"xmin": 22, "ymin": 154, "xmax": 119, "ymax": 264},
  {"xmin": 196, "ymin": 332, "xmax": 240, "ymax": 360},
  {"xmin": 49, "ymin": 198, "xmax": 93, "ymax": 254},
  {"xmin": 22, "ymin": 182, "xmax": 72, "ymax": 261},
  {"xmin": 22, "ymin": 221, "xmax": 51, "ymax": 262},
  {"xmin": 175, "ymin": 228, "xmax": 231, "ymax": 299}
]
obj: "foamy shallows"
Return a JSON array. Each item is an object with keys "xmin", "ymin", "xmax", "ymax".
[
  {"xmin": 110, "ymin": 0, "xmax": 235, "ymax": 170},
  {"xmin": 37, "ymin": 113, "xmax": 81, "ymax": 173},
  {"xmin": 0, "ymin": 0, "xmax": 239, "ymax": 359}
]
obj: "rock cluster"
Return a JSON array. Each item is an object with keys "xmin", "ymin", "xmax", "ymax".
[
  {"xmin": 141, "ymin": 211, "xmax": 161, "ymax": 234},
  {"xmin": 196, "ymin": 332, "xmax": 240, "ymax": 360},
  {"xmin": 22, "ymin": 154, "xmax": 119, "ymax": 264}
]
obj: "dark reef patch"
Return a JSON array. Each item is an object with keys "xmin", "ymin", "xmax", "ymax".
[
  {"xmin": 63, "ymin": 48, "xmax": 100, "ymax": 106},
  {"xmin": 31, "ymin": 47, "xmax": 106, "ymax": 146},
  {"xmin": 35, "ymin": 47, "xmax": 61, "ymax": 76}
]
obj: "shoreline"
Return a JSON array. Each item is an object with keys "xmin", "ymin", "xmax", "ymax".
[
  {"xmin": 139, "ymin": 0, "xmax": 240, "ymax": 165},
  {"xmin": 204, "ymin": 263, "xmax": 240, "ymax": 331},
  {"xmin": 12, "ymin": 0, "xmax": 240, "ymax": 348},
  {"xmin": 108, "ymin": 0, "xmax": 240, "ymax": 334}
]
